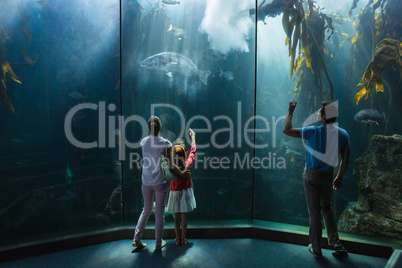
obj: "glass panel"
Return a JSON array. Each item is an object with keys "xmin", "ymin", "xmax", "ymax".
[
  {"xmin": 0, "ymin": 0, "xmax": 121, "ymax": 246},
  {"xmin": 122, "ymin": 0, "xmax": 256, "ymax": 225},
  {"xmin": 253, "ymin": 10, "xmax": 305, "ymax": 225},
  {"xmin": 254, "ymin": 0, "xmax": 402, "ymax": 243}
]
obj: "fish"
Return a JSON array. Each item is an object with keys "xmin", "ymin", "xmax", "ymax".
[
  {"xmin": 354, "ymin": 109, "xmax": 385, "ymax": 126},
  {"xmin": 217, "ymin": 187, "xmax": 229, "ymax": 195},
  {"xmin": 286, "ymin": 149, "xmax": 302, "ymax": 157},
  {"xmin": 140, "ymin": 52, "xmax": 211, "ymax": 86},
  {"xmin": 162, "ymin": 0, "xmax": 180, "ymax": 5},
  {"xmin": 73, "ymin": 111, "xmax": 87, "ymax": 119},
  {"xmin": 12, "ymin": 139, "xmax": 24, "ymax": 144},
  {"xmin": 256, "ymin": 98, "xmax": 265, "ymax": 106},
  {"xmin": 198, "ymin": 48, "xmax": 226, "ymax": 62},
  {"xmin": 167, "ymin": 24, "xmax": 187, "ymax": 40},
  {"xmin": 249, "ymin": 0, "xmax": 287, "ymax": 23},
  {"xmin": 65, "ymin": 164, "xmax": 73, "ymax": 183},
  {"xmin": 68, "ymin": 91, "xmax": 84, "ymax": 99},
  {"xmin": 280, "ymin": 139, "xmax": 304, "ymax": 156},
  {"xmin": 221, "ymin": 70, "xmax": 234, "ymax": 81},
  {"xmin": 36, "ymin": 0, "xmax": 58, "ymax": 10},
  {"xmin": 174, "ymin": 88, "xmax": 186, "ymax": 96}
]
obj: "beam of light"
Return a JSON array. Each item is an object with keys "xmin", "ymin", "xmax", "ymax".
[{"xmin": 199, "ymin": 0, "xmax": 255, "ymax": 54}]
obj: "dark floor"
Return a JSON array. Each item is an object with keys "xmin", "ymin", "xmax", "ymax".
[{"xmin": 2, "ymin": 238, "xmax": 388, "ymax": 268}]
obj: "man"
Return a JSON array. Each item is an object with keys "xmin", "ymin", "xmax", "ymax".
[{"xmin": 283, "ymin": 100, "xmax": 350, "ymax": 258}]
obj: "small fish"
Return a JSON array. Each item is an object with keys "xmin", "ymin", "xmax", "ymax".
[
  {"xmin": 68, "ymin": 91, "xmax": 84, "ymax": 99},
  {"xmin": 199, "ymin": 48, "xmax": 226, "ymax": 62},
  {"xmin": 281, "ymin": 139, "xmax": 304, "ymax": 156},
  {"xmin": 286, "ymin": 149, "xmax": 303, "ymax": 156},
  {"xmin": 256, "ymin": 98, "xmax": 265, "ymax": 106},
  {"xmin": 65, "ymin": 163, "xmax": 73, "ymax": 183},
  {"xmin": 140, "ymin": 52, "xmax": 211, "ymax": 85},
  {"xmin": 167, "ymin": 24, "xmax": 186, "ymax": 40},
  {"xmin": 36, "ymin": 0, "xmax": 58, "ymax": 10},
  {"xmin": 354, "ymin": 109, "xmax": 385, "ymax": 126},
  {"xmin": 73, "ymin": 111, "xmax": 87, "ymax": 120},
  {"xmin": 222, "ymin": 70, "xmax": 234, "ymax": 81},
  {"xmin": 217, "ymin": 187, "xmax": 229, "ymax": 195},
  {"xmin": 174, "ymin": 88, "xmax": 186, "ymax": 96},
  {"xmin": 12, "ymin": 139, "xmax": 24, "ymax": 144},
  {"xmin": 162, "ymin": 0, "xmax": 180, "ymax": 5}
]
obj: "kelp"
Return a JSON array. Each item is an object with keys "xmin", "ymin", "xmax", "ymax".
[
  {"xmin": 20, "ymin": 9, "xmax": 36, "ymax": 66},
  {"xmin": 348, "ymin": 0, "xmax": 361, "ymax": 17},
  {"xmin": 347, "ymin": 0, "xmax": 402, "ymax": 105},
  {"xmin": 348, "ymin": 0, "xmax": 389, "ymax": 17},
  {"xmin": 372, "ymin": 0, "xmax": 388, "ymax": 12},
  {"xmin": 282, "ymin": 1, "xmax": 304, "ymax": 77},
  {"xmin": 376, "ymin": 0, "xmax": 402, "ymax": 40},
  {"xmin": 293, "ymin": 10, "xmax": 334, "ymax": 107},
  {"xmin": 354, "ymin": 38, "xmax": 402, "ymax": 104},
  {"xmin": 345, "ymin": 6, "xmax": 375, "ymax": 105},
  {"xmin": 250, "ymin": 0, "xmax": 305, "ymax": 77},
  {"xmin": 251, "ymin": 0, "xmax": 334, "ymax": 83},
  {"xmin": 249, "ymin": 0, "xmax": 287, "ymax": 22},
  {"xmin": 0, "ymin": 61, "xmax": 22, "ymax": 113},
  {"xmin": 0, "ymin": 3, "xmax": 36, "ymax": 113},
  {"xmin": 0, "ymin": 26, "xmax": 22, "ymax": 113},
  {"xmin": 252, "ymin": 0, "xmax": 337, "ymax": 113}
]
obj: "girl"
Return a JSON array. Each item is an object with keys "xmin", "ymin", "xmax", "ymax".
[{"xmin": 167, "ymin": 128, "xmax": 197, "ymax": 245}]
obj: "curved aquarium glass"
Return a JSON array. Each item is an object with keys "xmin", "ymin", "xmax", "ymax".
[{"xmin": 0, "ymin": 0, "xmax": 401, "ymax": 249}]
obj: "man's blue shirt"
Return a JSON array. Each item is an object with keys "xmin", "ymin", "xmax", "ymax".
[{"xmin": 299, "ymin": 124, "xmax": 350, "ymax": 171}]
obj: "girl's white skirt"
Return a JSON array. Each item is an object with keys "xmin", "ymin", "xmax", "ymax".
[{"xmin": 167, "ymin": 188, "xmax": 196, "ymax": 213}]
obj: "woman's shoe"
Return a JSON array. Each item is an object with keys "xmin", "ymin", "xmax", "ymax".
[
  {"xmin": 132, "ymin": 240, "xmax": 147, "ymax": 248},
  {"xmin": 155, "ymin": 240, "xmax": 167, "ymax": 250},
  {"xmin": 182, "ymin": 238, "xmax": 187, "ymax": 245}
]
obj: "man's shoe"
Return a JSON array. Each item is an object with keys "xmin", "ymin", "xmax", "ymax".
[
  {"xmin": 132, "ymin": 240, "xmax": 147, "ymax": 248},
  {"xmin": 334, "ymin": 243, "xmax": 347, "ymax": 254},
  {"xmin": 308, "ymin": 244, "xmax": 323, "ymax": 258},
  {"xmin": 155, "ymin": 240, "xmax": 166, "ymax": 250}
]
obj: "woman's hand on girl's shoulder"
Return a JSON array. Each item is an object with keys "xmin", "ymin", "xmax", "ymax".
[{"xmin": 181, "ymin": 169, "xmax": 191, "ymax": 178}]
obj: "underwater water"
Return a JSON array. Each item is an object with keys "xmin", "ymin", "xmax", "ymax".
[{"xmin": 0, "ymin": 0, "xmax": 401, "ymax": 247}]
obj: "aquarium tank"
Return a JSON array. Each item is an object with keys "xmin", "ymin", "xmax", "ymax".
[{"xmin": 0, "ymin": 0, "xmax": 401, "ymax": 249}]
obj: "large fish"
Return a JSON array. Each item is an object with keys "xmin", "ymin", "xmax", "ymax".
[
  {"xmin": 162, "ymin": 0, "xmax": 180, "ymax": 5},
  {"xmin": 354, "ymin": 109, "xmax": 385, "ymax": 126},
  {"xmin": 140, "ymin": 52, "xmax": 211, "ymax": 86}
]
